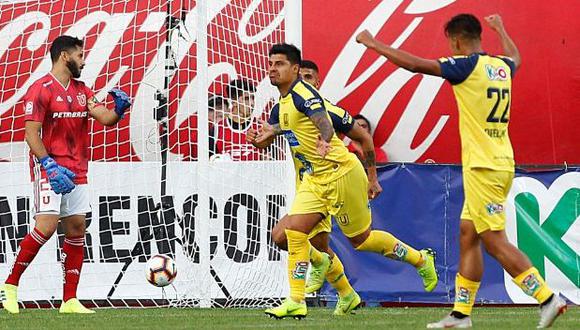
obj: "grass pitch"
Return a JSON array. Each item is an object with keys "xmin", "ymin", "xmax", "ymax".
[{"xmin": 0, "ymin": 306, "xmax": 577, "ymax": 329}]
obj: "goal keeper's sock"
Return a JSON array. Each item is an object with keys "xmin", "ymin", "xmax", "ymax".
[
  {"xmin": 62, "ymin": 235, "xmax": 85, "ymax": 302},
  {"xmin": 452, "ymin": 273, "xmax": 480, "ymax": 316},
  {"xmin": 355, "ymin": 230, "xmax": 423, "ymax": 266},
  {"xmin": 285, "ymin": 229, "xmax": 309, "ymax": 303},
  {"xmin": 513, "ymin": 267, "xmax": 553, "ymax": 304},
  {"xmin": 5, "ymin": 227, "xmax": 48, "ymax": 286},
  {"xmin": 309, "ymin": 245, "xmax": 325, "ymax": 267},
  {"xmin": 326, "ymin": 254, "xmax": 354, "ymax": 297}
]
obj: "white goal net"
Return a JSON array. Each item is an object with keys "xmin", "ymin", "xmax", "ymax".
[{"xmin": 0, "ymin": 0, "xmax": 297, "ymax": 308}]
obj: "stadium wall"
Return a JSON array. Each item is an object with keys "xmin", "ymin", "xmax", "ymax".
[{"xmin": 321, "ymin": 164, "xmax": 580, "ymax": 305}]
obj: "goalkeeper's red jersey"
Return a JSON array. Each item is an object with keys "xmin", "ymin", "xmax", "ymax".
[
  {"xmin": 215, "ymin": 116, "xmax": 262, "ymax": 161},
  {"xmin": 24, "ymin": 73, "xmax": 95, "ymax": 184}
]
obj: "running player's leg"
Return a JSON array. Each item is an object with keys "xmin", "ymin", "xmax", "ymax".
[
  {"xmin": 265, "ymin": 182, "xmax": 325, "ymax": 319},
  {"xmin": 2, "ymin": 180, "xmax": 59, "ymax": 314},
  {"xmin": 335, "ymin": 163, "xmax": 438, "ymax": 292}
]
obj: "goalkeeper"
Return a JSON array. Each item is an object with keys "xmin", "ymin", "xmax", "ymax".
[{"xmin": 1, "ymin": 35, "xmax": 131, "ymax": 314}]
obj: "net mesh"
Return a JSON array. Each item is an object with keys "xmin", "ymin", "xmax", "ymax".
[{"xmin": 0, "ymin": 0, "xmax": 294, "ymax": 308}]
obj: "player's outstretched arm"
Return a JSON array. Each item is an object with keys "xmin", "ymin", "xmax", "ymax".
[
  {"xmin": 344, "ymin": 122, "xmax": 383, "ymax": 199},
  {"xmin": 89, "ymin": 89, "xmax": 132, "ymax": 126},
  {"xmin": 485, "ymin": 14, "xmax": 521, "ymax": 69},
  {"xmin": 356, "ymin": 30, "xmax": 442, "ymax": 77}
]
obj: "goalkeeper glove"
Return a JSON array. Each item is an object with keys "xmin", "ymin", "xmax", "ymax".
[
  {"xmin": 108, "ymin": 88, "xmax": 132, "ymax": 119},
  {"xmin": 40, "ymin": 156, "xmax": 76, "ymax": 195}
]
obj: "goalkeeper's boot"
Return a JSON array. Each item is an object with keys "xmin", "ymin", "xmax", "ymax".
[
  {"xmin": 427, "ymin": 314, "xmax": 472, "ymax": 328},
  {"xmin": 333, "ymin": 291, "xmax": 361, "ymax": 316},
  {"xmin": 417, "ymin": 248, "xmax": 438, "ymax": 292},
  {"xmin": 537, "ymin": 294, "xmax": 567, "ymax": 328},
  {"xmin": 1, "ymin": 284, "xmax": 19, "ymax": 314},
  {"xmin": 305, "ymin": 252, "xmax": 331, "ymax": 294},
  {"xmin": 265, "ymin": 298, "xmax": 307, "ymax": 319},
  {"xmin": 59, "ymin": 298, "xmax": 95, "ymax": 314}
]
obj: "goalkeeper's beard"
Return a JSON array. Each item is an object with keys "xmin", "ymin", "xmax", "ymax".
[{"xmin": 67, "ymin": 60, "xmax": 82, "ymax": 79}]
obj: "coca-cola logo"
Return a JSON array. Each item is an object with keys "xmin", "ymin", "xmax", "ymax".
[{"xmin": 0, "ymin": 0, "xmax": 286, "ymax": 161}]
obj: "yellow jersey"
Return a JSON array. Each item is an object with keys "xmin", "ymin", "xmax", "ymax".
[
  {"xmin": 269, "ymin": 79, "xmax": 358, "ymax": 184},
  {"xmin": 439, "ymin": 53, "xmax": 516, "ymax": 171}
]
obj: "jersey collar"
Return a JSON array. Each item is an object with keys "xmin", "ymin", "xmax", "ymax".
[{"xmin": 281, "ymin": 78, "xmax": 302, "ymax": 98}]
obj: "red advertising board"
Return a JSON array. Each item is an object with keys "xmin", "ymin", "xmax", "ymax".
[{"xmin": 1, "ymin": 0, "xmax": 578, "ymax": 164}]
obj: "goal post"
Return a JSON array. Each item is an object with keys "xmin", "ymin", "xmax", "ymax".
[{"xmin": 0, "ymin": 0, "xmax": 300, "ymax": 308}]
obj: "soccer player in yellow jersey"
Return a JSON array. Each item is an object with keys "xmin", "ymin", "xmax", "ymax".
[
  {"xmin": 261, "ymin": 59, "xmax": 373, "ymax": 315},
  {"xmin": 249, "ymin": 43, "xmax": 438, "ymax": 319},
  {"xmin": 357, "ymin": 13, "xmax": 567, "ymax": 328}
]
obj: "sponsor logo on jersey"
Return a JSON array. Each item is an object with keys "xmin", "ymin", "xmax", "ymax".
[
  {"xmin": 485, "ymin": 64, "xmax": 508, "ymax": 81},
  {"xmin": 282, "ymin": 130, "xmax": 299, "ymax": 147},
  {"xmin": 77, "ymin": 94, "xmax": 86, "ymax": 106},
  {"xmin": 56, "ymin": 96, "xmax": 64, "ymax": 102},
  {"xmin": 25, "ymin": 101, "xmax": 33, "ymax": 114},
  {"xmin": 52, "ymin": 111, "xmax": 89, "ymax": 119},
  {"xmin": 304, "ymin": 98, "xmax": 322, "ymax": 108},
  {"xmin": 342, "ymin": 112, "xmax": 350, "ymax": 124}
]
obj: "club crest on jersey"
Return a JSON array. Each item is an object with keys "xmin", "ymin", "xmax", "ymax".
[
  {"xmin": 25, "ymin": 101, "xmax": 33, "ymax": 114},
  {"xmin": 485, "ymin": 202, "xmax": 504, "ymax": 215},
  {"xmin": 77, "ymin": 94, "xmax": 86, "ymax": 106},
  {"xmin": 485, "ymin": 64, "xmax": 508, "ymax": 81}
]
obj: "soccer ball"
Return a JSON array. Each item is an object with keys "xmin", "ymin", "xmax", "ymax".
[{"xmin": 145, "ymin": 254, "xmax": 177, "ymax": 287}]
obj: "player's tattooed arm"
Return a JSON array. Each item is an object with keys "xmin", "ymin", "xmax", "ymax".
[
  {"xmin": 309, "ymin": 111, "xmax": 334, "ymax": 142},
  {"xmin": 362, "ymin": 149, "xmax": 376, "ymax": 169}
]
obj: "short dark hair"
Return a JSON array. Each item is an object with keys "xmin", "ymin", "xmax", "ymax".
[
  {"xmin": 50, "ymin": 35, "xmax": 83, "ymax": 63},
  {"xmin": 353, "ymin": 114, "xmax": 372, "ymax": 131},
  {"xmin": 208, "ymin": 95, "xmax": 229, "ymax": 109},
  {"xmin": 227, "ymin": 79, "xmax": 256, "ymax": 101},
  {"xmin": 301, "ymin": 60, "xmax": 319, "ymax": 73},
  {"xmin": 268, "ymin": 43, "xmax": 301, "ymax": 65},
  {"xmin": 444, "ymin": 14, "xmax": 482, "ymax": 40}
]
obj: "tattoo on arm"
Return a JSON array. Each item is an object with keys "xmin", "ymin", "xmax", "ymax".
[
  {"xmin": 362, "ymin": 150, "xmax": 376, "ymax": 169},
  {"xmin": 272, "ymin": 124, "xmax": 282, "ymax": 135},
  {"xmin": 309, "ymin": 111, "xmax": 334, "ymax": 142}
]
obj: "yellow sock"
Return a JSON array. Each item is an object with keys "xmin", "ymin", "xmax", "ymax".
[
  {"xmin": 285, "ymin": 229, "xmax": 310, "ymax": 303},
  {"xmin": 452, "ymin": 273, "xmax": 481, "ymax": 316},
  {"xmin": 309, "ymin": 245, "xmax": 324, "ymax": 267},
  {"xmin": 355, "ymin": 230, "xmax": 423, "ymax": 267},
  {"xmin": 513, "ymin": 267, "xmax": 553, "ymax": 304},
  {"xmin": 326, "ymin": 255, "xmax": 354, "ymax": 297}
]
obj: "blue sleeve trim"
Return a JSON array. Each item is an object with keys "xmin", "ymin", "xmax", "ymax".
[
  {"xmin": 328, "ymin": 108, "xmax": 354, "ymax": 134},
  {"xmin": 268, "ymin": 104, "xmax": 280, "ymax": 125},
  {"xmin": 495, "ymin": 56, "xmax": 516, "ymax": 78},
  {"xmin": 438, "ymin": 54, "xmax": 479, "ymax": 85}
]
